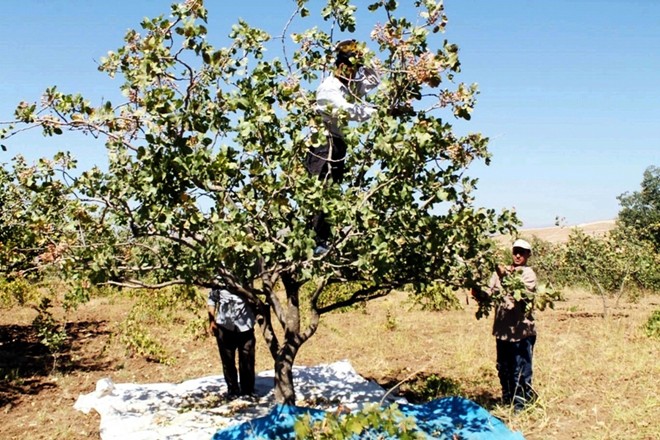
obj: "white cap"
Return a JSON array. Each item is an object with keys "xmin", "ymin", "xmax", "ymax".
[{"xmin": 512, "ymin": 239, "xmax": 532, "ymax": 252}]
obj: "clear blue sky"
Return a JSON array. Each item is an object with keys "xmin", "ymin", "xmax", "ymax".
[{"xmin": 1, "ymin": 0, "xmax": 658, "ymax": 228}]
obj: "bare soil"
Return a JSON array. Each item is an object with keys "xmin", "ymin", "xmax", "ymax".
[
  {"xmin": 2, "ymin": 288, "xmax": 658, "ymax": 440},
  {"xmin": 1, "ymin": 222, "xmax": 658, "ymax": 440}
]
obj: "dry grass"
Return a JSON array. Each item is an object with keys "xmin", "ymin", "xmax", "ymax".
[
  {"xmin": 297, "ymin": 288, "xmax": 659, "ymax": 440},
  {"xmin": 1, "ymin": 285, "xmax": 658, "ymax": 439}
]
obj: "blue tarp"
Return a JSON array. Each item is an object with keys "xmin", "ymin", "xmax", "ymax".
[{"xmin": 213, "ymin": 397, "xmax": 525, "ymax": 439}]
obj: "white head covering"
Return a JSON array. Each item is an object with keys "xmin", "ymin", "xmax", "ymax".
[{"xmin": 512, "ymin": 239, "xmax": 532, "ymax": 252}]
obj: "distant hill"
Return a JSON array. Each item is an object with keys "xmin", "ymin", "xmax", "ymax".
[{"xmin": 496, "ymin": 220, "xmax": 616, "ymax": 245}]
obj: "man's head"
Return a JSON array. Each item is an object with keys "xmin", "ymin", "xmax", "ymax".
[
  {"xmin": 334, "ymin": 39, "xmax": 363, "ymax": 79},
  {"xmin": 511, "ymin": 239, "xmax": 532, "ymax": 266}
]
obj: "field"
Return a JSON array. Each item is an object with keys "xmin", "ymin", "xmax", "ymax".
[
  {"xmin": 1, "ymin": 221, "xmax": 658, "ymax": 440},
  {"xmin": 497, "ymin": 220, "xmax": 616, "ymax": 244}
]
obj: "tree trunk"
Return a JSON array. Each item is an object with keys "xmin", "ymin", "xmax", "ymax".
[
  {"xmin": 614, "ymin": 274, "xmax": 628, "ymax": 309},
  {"xmin": 272, "ymin": 272, "xmax": 302, "ymax": 405},
  {"xmin": 273, "ymin": 342, "xmax": 299, "ymax": 405},
  {"xmin": 591, "ymin": 277, "xmax": 609, "ymax": 318}
]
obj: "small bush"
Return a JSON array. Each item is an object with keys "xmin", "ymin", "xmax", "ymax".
[
  {"xmin": 184, "ymin": 315, "xmax": 209, "ymax": 340},
  {"xmin": 117, "ymin": 286, "xmax": 205, "ymax": 364},
  {"xmin": 643, "ymin": 309, "xmax": 660, "ymax": 339},
  {"xmin": 0, "ymin": 277, "xmax": 40, "ymax": 307},
  {"xmin": 408, "ymin": 282, "xmax": 462, "ymax": 312},
  {"xmin": 406, "ymin": 374, "xmax": 463, "ymax": 402},
  {"xmin": 384, "ymin": 308, "xmax": 397, "ymax": 331},
  {"xmin": 31, "ymin": 296, "xmax": 68, "ymax": 369},
  {"xmin": 293, "ymin": 403, "xmax": 423, "ymax": 439},
  {"xmin": 119, "ymin": 310, "xmax": 172, "ymax": 365},
  {"xmin": 312, "ymin": 281, "xmax": 371, "ymax": 313}
]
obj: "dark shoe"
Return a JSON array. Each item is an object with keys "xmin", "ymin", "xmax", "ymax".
[
  {"xmin": 313, "ymin": 245, "xmax": 329, "ymax": 256},
  {"xmin": 223, "ymin": 391, "xmax": 240, "ymax": 402},
  {"xmin": 240, "ymin": 393, "xmax": 259, "ymax": 402},
  {"xmin": 512, "ymin": 395, "xmax": 528, "ymax": 412}
]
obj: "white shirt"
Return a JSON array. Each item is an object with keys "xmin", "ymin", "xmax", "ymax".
[
  {"xmin": 315, "ymin": 67, "xmax": 380, "ymax": 137},
  {"xmin": 207, "ymin": 288, "xmax": 256, "ymax": 332}
]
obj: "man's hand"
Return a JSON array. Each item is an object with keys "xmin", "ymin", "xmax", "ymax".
[
  {"xmin": 471, "ymin": 287, "xmax": 486, "ymax": 302},
  {"xmin": 209, "ymin": 321, "xmax": 218, "ymax": 337},
  {"xmin": 496, "ymin": 264, "xmax": 512, "ymax": 279}
]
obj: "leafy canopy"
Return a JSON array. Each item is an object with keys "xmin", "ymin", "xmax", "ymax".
[
  {"xmin": 617, "ymin": 165, "xmax": 660, "ymax": 251},
  {"xmin": 1, "ymin": 0, "xmax": 517, "ymax": 297}
]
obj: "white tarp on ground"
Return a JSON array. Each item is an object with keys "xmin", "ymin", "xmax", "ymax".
[{"xmin": 74, "ymin": 360, "xmax": 402, "ymax": 440}]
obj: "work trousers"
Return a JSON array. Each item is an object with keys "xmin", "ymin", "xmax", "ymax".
[
  {"xmin": 305, "ymin": 135, "xmax": 347, "ymax": 246},
  {"xmin": 214, "ymin": 326, "xmax": 256, "ymax": 396},
  {"xmin": 496, "ymin": 335, "xmax": 536, "ymax": 409}
]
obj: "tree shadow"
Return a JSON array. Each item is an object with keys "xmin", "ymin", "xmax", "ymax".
[
  {"xmin": 368, "ymin": 371, "xmax": 500, "ymax": 410},
  {"xmin": 0, "ymin": 320, "xmax": 114, "ymax": 407},
  {"xmin": 467, "ymin": 389, "xmax": 501, "ymax": 410},
  {"xmin": 558, "ymin": 311, "xmax": 629, "ymax": 320}
]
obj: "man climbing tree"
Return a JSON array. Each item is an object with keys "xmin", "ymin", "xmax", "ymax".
[{"xmin": 306, "ymin": 39, "xmax": 381, "ymax": 254}]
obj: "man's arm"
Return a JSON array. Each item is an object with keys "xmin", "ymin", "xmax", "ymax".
[
  {"xmin": 520, "ymin": 267, "xmax": 537, "ymax": 292},
  {"xmin": 470, "ymin": 287, "xmax": 487, "ymax": 302},
  {"xmin": 207, "ymin": 305, "xmax": 218, "ymax": 335},
  {"xmin": 471, "ymin": 270, "xmax": 502, "ymax": 302}
]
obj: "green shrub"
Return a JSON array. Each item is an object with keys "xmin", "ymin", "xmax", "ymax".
[
  {"xmin": 0, "ymin": 276, "xmax": 40, "ymax": 307},
  {"xmin": 312, "ymin": 281, "xmax": 371, "ymax": 313},
  {"xmin": 117, "ymin": 285, "xmax": 205, "ymax": 364},
  {"xmin": 643, "ymin": 309, "xmax": 660, "ymax": 339},
  {"xmin": 407, "ymin": 374, "xmax": 463, "ymax": 402},
  {"xmin": 293, "ymin": 403, "xmax": 423, "ymax": 440},
  {"xmin": 31, "ymin": 296, "xmax": 68, "ymax": 369},
  {"xmin": 384, "ymin": 308, "xmax": 397, "ymax": 331},
  {"xmin": 408, "ymin": 282, "xmax": 462, "ymax": 312},
  {"xmin": 119, "ymin": 313, "xmax": 172, "ymax": 365}
]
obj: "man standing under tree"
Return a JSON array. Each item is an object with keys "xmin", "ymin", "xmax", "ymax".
[
  {"xmin": 306, "ymin": 39, "xmax": 380, "ymax": 254},
  {"xmin": 472, "ymin": 239, "xmax": 538, "ymax": 411},
  {"xmin": 208, "ymin": 286, "xmax": 257, "ymax": 400}
]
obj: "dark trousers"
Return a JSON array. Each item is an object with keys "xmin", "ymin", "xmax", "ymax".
[
  {"xmin": 214, "ymin": 326, "xmax": 256, "ymax": 396},
  {"xmin": 496, "ymin": 336, "xmax": 536, "ymax": 408},
  {"xmin": 305, "ymin": 135, "xmax": 347, "ymax": 183},
  {"xmin": 305, "ymin": 135, "xmax": 347, "ymax": 245}
]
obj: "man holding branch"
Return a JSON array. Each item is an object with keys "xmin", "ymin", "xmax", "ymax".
[{"xmin": 472, "ymin": 239, "xmax": 537, "ymax": 411}]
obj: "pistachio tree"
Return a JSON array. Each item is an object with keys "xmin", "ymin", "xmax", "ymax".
[
  {"xmin": 564, "ymin": 227, "xmax": 658, "ymax": 315},
  {"xmin": 1, "ymin": 0, "xmax": 518, "ymax": 404},
  {"xmin": 0, "ymin": 153, "xmax": 81, "ymax": 283},
  {"xmin": 617, "ymin": 165, "xmax": 660, "ymax": 251}
]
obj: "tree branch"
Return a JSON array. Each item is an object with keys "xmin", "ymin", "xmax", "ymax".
[
  {"xmin": 316, "ymin": 284, "xmax": 394, "ymax": 315},
  {"xmin": 104, "ymin": 279, "xmax": 186, "ymax": 289}
]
